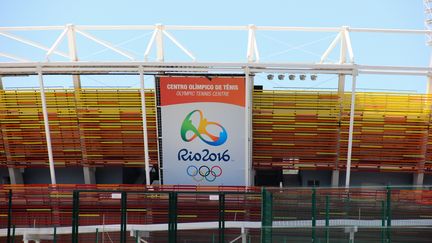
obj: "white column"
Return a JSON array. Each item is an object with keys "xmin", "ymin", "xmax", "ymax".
[
  {"xmin": 83, "ymin": 167, "xmax": 96, "ymax": 184},
  {"xmin": 155, "ymin": 24, "xmax": 164, "ymax": 62},
  {"xmin": 332, "ymin": 29, "xmax": 347, "ymax": 187},
  {"xmin": 139, "ymin": 67, "xmax": 151, "ymax": 185},
  {"xmin": 244, "ymin": 67, "xmax": 252, "ymax": 186},
  {"xmin": 8, "ymin": 168, "xmax": 23, "ymax": 184},
  {"xmin": 38, "ymin": 68, "xmax": 57, "ymax": 184},
  {"xmin": 413, "ymin": 172, "xmax": 424, "ymax": 186},
  {"xmin": 67, "ymin": 24, "xmax": 81, "ymax": 87},
  {"xmin": 241, "ymin": 227, "xmax": 247, "ymax": 243},
  {"xmin": 345, "ymin": 74, "xmax": 357, "ymax": 188}
]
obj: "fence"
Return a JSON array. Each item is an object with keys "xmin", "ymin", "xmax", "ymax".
[{"xmin": 1, "ymin": 185, "xmax": 432, "ymax": 242}]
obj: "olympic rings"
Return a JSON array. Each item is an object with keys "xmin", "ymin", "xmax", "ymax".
[{"xmin": 186, "ymin": 165, "xmax": 223, "ymax": 182}]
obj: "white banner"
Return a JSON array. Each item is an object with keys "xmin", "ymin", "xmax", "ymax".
[{"xmin": 159, "ymin": 76, "xmax": 246, "ymax": 185}]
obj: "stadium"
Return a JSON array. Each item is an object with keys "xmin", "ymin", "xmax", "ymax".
[{"xmin": 1, "ymin": 1, "xmax": 432, "ymax": 242}]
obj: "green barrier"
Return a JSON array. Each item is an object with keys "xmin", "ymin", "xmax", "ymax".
[{"xmin": 261, "ymin": 188, "xmax": 273, "ymax": 243}]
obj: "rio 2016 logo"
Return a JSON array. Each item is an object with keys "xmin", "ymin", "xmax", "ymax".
[
  {"xmin": 180, "ymin": 110, "xmax": 227, "ymax": 146},
  {"xmin": 180, "ymin": 110, "xmax": 229, "ymax": 182}
]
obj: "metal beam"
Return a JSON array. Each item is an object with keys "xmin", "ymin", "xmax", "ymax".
[
  {"xmin": 332, "ymin": 31, "xmax": 347, "ymax": 187},
  {"xmin": 155, "ymin": 24, "xmax": 164, "ymax": 62},
  {"xmin": 320, "ymin": 32, "xmax": 341, "ymax": 63},
  {"xmin": 0, "ymin": 52, "xmax": 29, "ymax": 62},
  {"xmin": 74, "ymin": 28, "xmax": 136, "ymax": 60},
  {"xmin": 66, "ymin": 25, "xmax": 81, "ymax": 88},
  {"xmin": 46, "ymin": 27, "xmax": 69, "ymax": 60},
  {"xmin": 0, "ymin": 31, "xmax": 69, "ymax": 58},
  {"xmin": 345, "ymin": 74, "xmax": 357, "ymax": 188},
  {"xmin": 144, "ymin": 29, "xmax": 158, "ymax": 62},
  {"xmin": 247, "ymin": 25, "xmax": 259, "ymax": 62},
  {"xmin": 139, "ymin": 67, "xmax": 151, "ymax": 185},
  {"xmin": 245, "ymin": 67, "xmax": 252, "ymax": 186},
  {"xmin": 343, "ymin": 27, "xmax": 355, "ymax": 63},
  {"xmin": 37, "ymin": 68, "xmax": 57, "ymax": 184},
  {"xmin": 162, "ymin": 30, "xmax": 196, "ymax": 61},
  {"xmin": 0, "ymin": 25, "xmax": 430, "ymax": 34},
  {"xmin": 1, "ymin": 62, "xmax": 431, "ymax": 76}
]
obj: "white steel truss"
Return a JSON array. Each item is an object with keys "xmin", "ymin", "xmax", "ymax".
[{"xmin": 0, "ymin": 24, "xmax": 431, "ymax": 188}]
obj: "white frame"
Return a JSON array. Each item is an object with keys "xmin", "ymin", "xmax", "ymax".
[{"xmin": 1, "ymin": 24, "xmax": 431, "ymax": 187}]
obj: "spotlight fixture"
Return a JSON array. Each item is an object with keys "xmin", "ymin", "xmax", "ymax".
[
  {"xmin": 278, "ymin": 74, "xmax": 285, "ymax": 80},
  {"xmin": 311, "ymin": 74, "xmax": 317, "ymax": 81},
  {"xmin": 300, "ymin": 74, "xmax": 306, "ymax": 80},
  {"xmin": 267, "ymin": 74, "xmax": 274, "ymax": 80},
  {"xmin": 288, "ymin": 74, "xmax": 296, "ymax": 80}
]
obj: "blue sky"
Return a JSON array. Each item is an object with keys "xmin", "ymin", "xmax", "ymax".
[{"xmin": 0, "ymin": 0, "xmax": 429, "ymax": 92}]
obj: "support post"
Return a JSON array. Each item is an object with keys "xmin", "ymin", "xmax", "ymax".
[
  {"xmin": 312, "ymin": 187, "xmax": 316, "ymax": 243},
  {"xmin": 331, "ymin": 170, "xmax": 339, "ymax": 188},
  {"xmin": 325, "ymin": 195, "xmax": 330, "ymax": 243},
  {"xmin": 218, "ymin": 193, "xmax": 226, "ymax": 243},
  {"xmin": 261, "ymin": 188, "xmax": 272, "ymax": 243},
  {"xmin": 247, "ymin": 24, "xmax": 259, "ymax": 62},
  {"xmin": 139, "ymin": 67, "xmax": 151, "ymax": 185},
  {"xmin": 345, "ymin": 74, "xmax": 357, "ymax": 188},
  {"xmin": 168, "ymin": 192, "xmax": 177, "ymax": 243},
  {"xmin": 241, "ymin": 227, "xmax": 247, "ymax": 243},
  {"xmin": 333, "ymin": 29, "xmax": 347, "ymax": 187},
  {"xmin": 53, "ymin": 226, "xmax": 57, "ymax": 243},
  {"xmin": 71, "ymin": 191, "xmax": 80, "ymax": 243},
  {"xmin": 11, "ymin": 225, "xmax": 15, "ymax": 243},
  {"xmin": 120, "ymin": 192, "xmax": 127, "ymax": 243},
  {"xmin": 381, "ymin": 200, "xmax": 386, "ymax": 243},
  {"xmin": 68, "ymin": 24, "xmax": 96, "ymax": 184},
  {"xmin": 83, "ymin": 167, "xmax": 96, "ymax": 184},
  {"xmin": 7, "ymin": 189, "xmax": 12, "ymax": 243},
  {"xmin": 386, "ymin": 187, "xmax": 391, "ymax": 242},
  {"xmin": 95, "ymin": 228, "xmax": 99, "ymax": 243},
  {"xmin": 155, "ymin": 24, "xmax": 164, "ymax": 62},
  {"xmin": 413, "ymin": 173, "xmax": 424, "ymax": 187},
  {"xmin": 67, "ymin": 24, "xmax": 81, "ymax": 87},
  {"xmin": 333, "ymin": 73, "xmax": 346, "ymax": 187},
  {"xmin": 8, "ymin": 168, "xmax": 23, "ymax": 184},
  {"xmin": 245, "ymin": 67, "xmax": 253, "ymax": 186},
  {"xmin": 38, "ymin": 68, "xmax": 57, "ymax": 184}
]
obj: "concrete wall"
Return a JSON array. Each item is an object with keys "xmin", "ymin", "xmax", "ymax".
[
  {"xmin": 23, "ymin": 168, "xmax": 85, "ymax": 184},
  {"xmin": 339, "ymin": 171, "xmax": 413, "ymax": 187},
  {"xmin": 0, "ymin": 168, "xmax": 10, "ymax": 184},
  {"xmin": 96, "ymin": 167, "xmax": 123, "ymax": 184},
  {"xmin": 6, "ymin": 166, "xmax": 428, "ymax": 186},
  {"xmin": 16, "ymin": 167, "xmax": 142, "ymax": 184},
  {"xmin": 283, "ymin": 174, "xmax": 301, "ymax": 187},
  {"xmin": 424, "ymin": 174, "xmax": 432, "ymax": 185},
  {"xmin": 296, "ymin": 170, "xmax": 414, "ymax": 187},
  {"xmin": 299, "ymin": 170, "xmax": 332, "ymax": 187}
]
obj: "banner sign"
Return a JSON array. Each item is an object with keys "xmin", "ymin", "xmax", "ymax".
[{"xmin": 159, "ymin": 76, "xmax": 246, "ymax": 185}]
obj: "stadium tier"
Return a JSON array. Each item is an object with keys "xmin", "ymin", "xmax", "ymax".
[{"xmin": 0, "ymin": 88, "xmax": 431, "ymax": 174}]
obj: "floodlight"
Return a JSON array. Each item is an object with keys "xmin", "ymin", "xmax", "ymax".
[
  {"xmin": 267, "ymin": 74, "xmax": 274, "ymax": 80},
  {"xmin": 300, "ymin": 74, "xmax": 306, "ymax": 80},
  {"xmin": 278, "ymin": 74, "xmax": 285, "ymax": 80},
  {"xmin": 288, "ymin": 75, "xmax": 296, "ymax": 80},
  {"xmin": 311, "ymin": 74, "xmax": 317, "ymax": 81}
]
